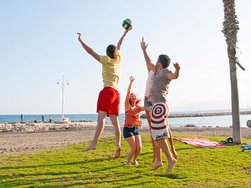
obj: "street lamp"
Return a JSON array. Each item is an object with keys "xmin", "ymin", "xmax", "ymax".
[{"xmin": 57, "ymin": 75, "xmax": 69, "ymax": 122}]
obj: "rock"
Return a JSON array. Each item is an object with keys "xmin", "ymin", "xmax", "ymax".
[
  {"xmin": 185, "ymin": 124, "xmax": 196, "ymax": 127},
  {"xmin": 247, "ymin": 120, "xmax": 251, "ymax": 128}
]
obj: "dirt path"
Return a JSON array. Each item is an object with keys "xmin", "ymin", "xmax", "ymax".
[{"xmin": 1, "ymin": 126, "xmax": 250, "ymax": 154}]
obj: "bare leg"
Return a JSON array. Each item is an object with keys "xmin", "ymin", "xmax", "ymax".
[
  {"xmin": 150, "ymin": 140, "xmax": 163, "ymax": 170},
  {"xmin": 145, "ymin": 110, "xmax": 155, "ymax": 160},
  {"xmin": 133, "ymin": 135, "xmax": 142, "ymax": 166},
  {"xmin": 82, "ymin": 111, "xmax": 106, "ymax": 152},
  {"xmin": 146, "ymin": 110, "xmax": 162, "ymax": 167},
  {"xmin": 156, "ymin": 138, "xmax": 176, "ymax": 173},
  {"xmin": 125, "ymin": 136, "xmax": 136, "ymax": 166},
  {"xmin": 110, "ymin": 115, "xmax": 121, "ymax": 159},
  {"xmin": 167, "ymin": 127, "xmax": 177, "ymax": 159}
]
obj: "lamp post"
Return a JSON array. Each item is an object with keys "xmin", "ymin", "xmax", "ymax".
[{"xmin": 57, "ymin": 75, "xmax": 69, "ymax": 122}]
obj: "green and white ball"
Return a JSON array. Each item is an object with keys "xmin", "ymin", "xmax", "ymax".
[{"xmin": 122, "ymin": 19, "xmax": 132, "ymax": 30}]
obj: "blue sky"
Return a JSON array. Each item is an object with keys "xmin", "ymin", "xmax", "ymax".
[{"xmin": 0, "ymin": 0, "xmax": 250, "ymax": 115}]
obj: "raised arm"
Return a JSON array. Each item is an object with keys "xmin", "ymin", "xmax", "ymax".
[
  {"xmin": 168, "ymin": 63, "xmax": 180, "ymax": 80},
  {"xmin": 140, "ymin": 37, "xmax": 155, "ymax": 72},
  {"xmin": 124, "ymin": 76, "xmax": 135, "ymax": 110},
  {"xmin": 117, "ymin": 29, "xmax": 131, "ymax": 51},
  {"xmin": 77, "ymin": 33, "xmax": 100, "ymax": 62}
]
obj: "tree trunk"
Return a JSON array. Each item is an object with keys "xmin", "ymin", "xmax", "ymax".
[
  {"xmin": 228, "ymin": 47, "xmax": 241, "ymax": 144},
  {"xmin": 222, "ymin": 0, "xmax": 241, "ymax": 144}
]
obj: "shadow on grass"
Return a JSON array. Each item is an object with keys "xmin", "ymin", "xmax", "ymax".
[
  {"xmin": 1, "ymin": 166, "xmax": 153, "ymax": 188},
  {"xmin": 0, "ymin": 171, "xmax": 84, "ymax": 186},
  {"xmin": 1, "ymin": 166, "xmax": 135, "ymax": 187},
  {"xmin": 156, "ymin": 173, "xmax": 187, "ymax": 179},
  {"xmin": 32, "ymin": 175, "xmax": 146, "ymax": 188},
  {"xmin": 0, "ymin": 155, "xmax": 113, "ymax": 170},
  {"xmin": 88, "ymin": 163, "xmax": 125, "ymax": 173}
]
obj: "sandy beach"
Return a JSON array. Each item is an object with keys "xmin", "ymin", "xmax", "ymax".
[{"xmin": 0, "ymin": 122, "xmax": 250, "ymax": 154}]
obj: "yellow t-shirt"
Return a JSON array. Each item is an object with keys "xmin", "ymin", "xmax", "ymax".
[{"xmin": 99, "ymin": 52, "xmax": 121, "ymax": 88}]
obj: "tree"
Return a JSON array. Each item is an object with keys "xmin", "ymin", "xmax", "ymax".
[{"xmin": 222, "ymin": 0, "xmax": 245, "ymax": 144}]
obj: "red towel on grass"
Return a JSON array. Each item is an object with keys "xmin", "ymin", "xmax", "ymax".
[{"xmin": 175, "ymin": 137, "xmax": 226, "ymax": 148}]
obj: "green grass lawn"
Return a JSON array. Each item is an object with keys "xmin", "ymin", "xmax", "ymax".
[{"xmin": 0, "ymin": 134, "xmax": 250, "ymax": 188}]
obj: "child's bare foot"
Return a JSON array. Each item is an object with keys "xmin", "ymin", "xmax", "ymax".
[
  {"xmin": 81, "ymin": 144, "xmax": 96, "ymax": 152},
  {"xmin": 166, "ymin": 159, "xmax": 176, "ymax": 173},
  {"xmin": 150, "ymin": 162, "xmax": 163, "ymax": 170},
  {"xmin": 114, "ymin": 147, "xmax": 121, "ymax": 159}
]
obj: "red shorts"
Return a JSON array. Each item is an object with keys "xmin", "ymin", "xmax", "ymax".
[{"xmin": 97, "ymin": 87, "xmax": 120, "ymax": 116}]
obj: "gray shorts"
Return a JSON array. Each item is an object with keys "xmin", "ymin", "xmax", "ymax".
[{"xmin": 144, "ymin": 98, "xmax": 152, "ymax": 111}]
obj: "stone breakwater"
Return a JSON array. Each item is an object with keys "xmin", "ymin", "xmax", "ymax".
[
  {"xmin": 140, "ymin": 111, "xmax": 251, "ymax": 118},
  {"xmin": 0, "ymin": 122, "xmax": 98, "ymax": 133}
]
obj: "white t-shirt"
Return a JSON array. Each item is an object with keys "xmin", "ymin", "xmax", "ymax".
[{"xmin": 144, "ymin": 70, "xmax": 154, "ymax": 97}]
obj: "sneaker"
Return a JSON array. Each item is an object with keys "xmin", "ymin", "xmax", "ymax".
[
  {"xmin": 125, "ymin": 163, "xmax": 132, "ymax": 167},
  {"xmin": 134, "ymin": 160, "xmax": 139, "ymax": 167}
]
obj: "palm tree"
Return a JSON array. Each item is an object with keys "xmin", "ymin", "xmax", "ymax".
[{"xmin": 222, "ymin": 0, "xmax": 245, "ymax": 144}]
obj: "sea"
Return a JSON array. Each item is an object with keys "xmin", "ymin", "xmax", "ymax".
[{"xmin": 1, "ymin": 110, "xmax": 251, "ymax": 128}]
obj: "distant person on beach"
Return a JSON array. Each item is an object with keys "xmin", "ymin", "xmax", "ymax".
[
  {"xmin": 123, "ymin": 76, "xmax": 145, "ymax": 166},
  {"xmin": 49, "ymin": 116, "xmax": 52, "ymax": 123},
  {"xmin": 140, "ymin": 37, "xmax": 180, "ymax": 173},
  {"xmin": 77, "ymin": 28, "xmax": 131, "ymax": 158},
  {"xmin": 41, "ymin": 115, "xmax": 44, "ymax": 122},
  {"xmin": 20, "ymin": 114, "xmax": 24, "ymax": 122}
]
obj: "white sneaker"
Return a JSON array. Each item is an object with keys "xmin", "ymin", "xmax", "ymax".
[
  {"xmin": 134, "ymin": 160, "xmax": 139, "ymax": 167},
  {"xmin": 125, "ymin": 163, "xmax": 132, "ymax": 167}
]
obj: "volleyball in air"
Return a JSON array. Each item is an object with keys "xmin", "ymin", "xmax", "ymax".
[{"xmin": 122, "ymin": 19, "xmax": 132, "ymax": 30}]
